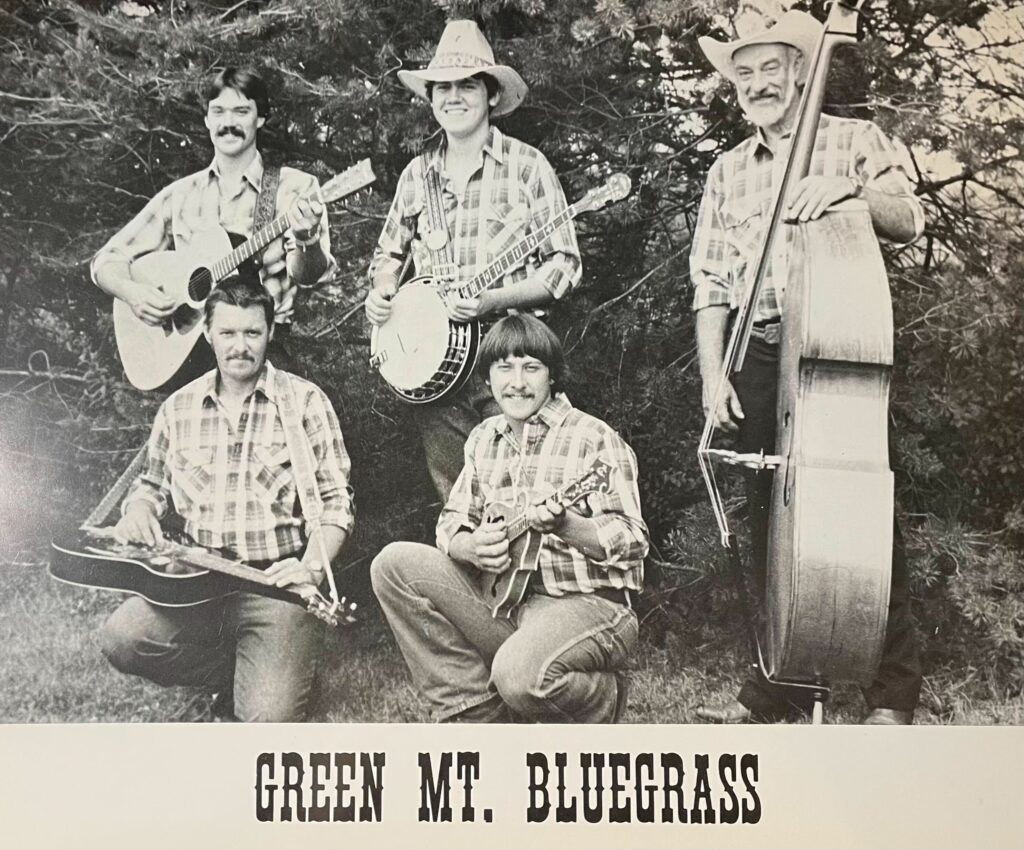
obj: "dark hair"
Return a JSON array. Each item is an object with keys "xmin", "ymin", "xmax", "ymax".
[
  {"xmin": 477, "ymin": 314, "xmax": 566, "ymax": 390},
  {"xmin": 204, "ymin": 278, "xmax": 275, "ymax": 330},
  {"xmin": 205, "ymin": 67, "xmax": 270, "ymax": 118},
  {"xmin": 425, "ymin": 72, "xmax": 500, "ymax": 105}
]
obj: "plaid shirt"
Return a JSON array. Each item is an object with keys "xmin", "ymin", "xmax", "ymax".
[
  {"xmin": 124, "ymin": 362, "xmax": 354, "ymax": 563},
  {"xmin": 437, "ymin": 394, "xmax": 647, "ymax": 595},
  {"xmin": 369, "ymin": 127, "xmax": 581, "ymax": 302},
  {"xmin": 690, "ymin": 115, "xmax": 926, "ymax": 322},
  {"xmin": 91, "ymin": 152, "xmax": 335, "ymax": 325}
]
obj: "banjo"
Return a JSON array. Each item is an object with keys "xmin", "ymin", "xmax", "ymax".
[{"xmin": 369, "ymin": 173, "xmax": 631, "ymax": 404}]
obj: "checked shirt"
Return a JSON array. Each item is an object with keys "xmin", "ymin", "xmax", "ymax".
[
  {"xmin": 91, "ymin": 152, "xmax": 335, "ymax": 325},
  {"xmin": 436, "ymin": 394, "xmax": 648, "ymax": 595},
  {"xmin": 690, "ymin": 114, "xmax": 926, "ymax": 322},
  {"xmin": 369, "ymin": 127, "xmax": 581, "ymax": 301},
  {"xmin": 125, "ymin": 362, "xmax": 354, "ymax": 563}
]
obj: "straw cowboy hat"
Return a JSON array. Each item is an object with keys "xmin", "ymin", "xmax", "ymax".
[
  {"xmin": 698, "ymin": 9, "xmax": 823, "ymax": 83},
  {"xmin": 397, "ymin": 19, "xmax": 528, "ymax": 118}
]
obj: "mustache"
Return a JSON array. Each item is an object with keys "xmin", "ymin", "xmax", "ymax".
[{"xmin": 216, "ymin": 126, "xmax": 245, "ymax": 138}]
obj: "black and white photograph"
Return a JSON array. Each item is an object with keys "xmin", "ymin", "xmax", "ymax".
[{"xmin": 0, "ymin": 0, "xmax": 1021, "ymax": 846}]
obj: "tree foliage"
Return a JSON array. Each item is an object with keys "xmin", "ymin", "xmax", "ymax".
[{"xmin": 1, "ymin": 0, "xmax": 1022, "ymax": 701}]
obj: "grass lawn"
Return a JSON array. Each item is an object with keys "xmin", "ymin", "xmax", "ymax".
[{"xmin": 4, "ymin": 561, "xmax": 1020, "ymax": 725}]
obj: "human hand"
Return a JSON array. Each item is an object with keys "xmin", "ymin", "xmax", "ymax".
[
  {"xmin": 526, "ymin": 485, "xmax": 567, "ymax": 534},
  {"xmin": 786, "ymin": 175, "xmax": 860, "ymax": 223},
  {"xmin": 365, "ymin": 281, "xmax": 397, "ymax": 325},
  {"xmin": 265, "ymin": 555, "xmax": 324, "ymax": 598},
  {"xmin": 444, "ymin": 294, "xmax": 484, "ymax": 322},
  {"xmin": 287, "ymin": 195, "xmax": 324, "ymax": 243},
  {"xmin": 702, "ymin": 375, "xmax": 744, "ymax": 433},
  {"xmin": 114, "ymin": 502, "xmax": 165, "ymax": 548},
  {"xmin": 126, "ymin": 282, "xmax": 175, "ymax": 326},
  {"xmin": 470, "ymin": 518, "xmax": 511, "ymax": 574}
]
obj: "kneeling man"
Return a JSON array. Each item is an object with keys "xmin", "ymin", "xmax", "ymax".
[
  {"xmin": 372, "ymin": 315, "xmax": 648, "ymax": 722},
  {"xmin": 100, "ymin": 278, "xmax": 354, "ymax": 721}
]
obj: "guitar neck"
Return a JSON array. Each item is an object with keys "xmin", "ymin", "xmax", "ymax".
[
  {"xmin": 504, "ymin": 479, "xmax": 577, "ymax": 542},
  {"xmin": 209, "ymin": 214, "xmax": 293, "ymax": 283},
  {"xmin": 460, "ymin": 201, "xmax": 581, "ymax": 299},
  {"xmin": 167, "ymin": 541, "xmax": 291, "ymax": 593}
]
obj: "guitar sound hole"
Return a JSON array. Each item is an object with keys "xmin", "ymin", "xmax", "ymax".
[{"xmin": 188, "ymin": 267, "xmax": 213, "ymax": 302}]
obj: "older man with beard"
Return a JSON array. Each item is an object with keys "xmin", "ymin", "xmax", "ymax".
[{"xmin": 689, "ymin": 10, "xmax": 926, "ymax": 725}]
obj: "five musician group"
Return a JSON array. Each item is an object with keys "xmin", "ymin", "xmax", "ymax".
[{"xmin": 86, "ymin": 11, "xmax": 924, "ymax": 725}]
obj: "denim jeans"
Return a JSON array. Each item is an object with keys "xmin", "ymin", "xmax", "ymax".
[
  {"xmin": 99, "ymin": 591, "xmax": 324, "ymax": 722},
  {"xmin": 371, "ymin": 541, "xmax": 637, "ymax": 722},
  {"xmin": 412, "ymin": 373, "xmax": 501, "ymax": 503}
]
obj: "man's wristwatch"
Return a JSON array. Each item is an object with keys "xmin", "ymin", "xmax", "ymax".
[
  {"xmin": 848, "ymin": 175, "xmax": 864, "ymax": 199},
  {"xmin": 294, "ymin": 228, "xmax": 321, "ymax": 250}
]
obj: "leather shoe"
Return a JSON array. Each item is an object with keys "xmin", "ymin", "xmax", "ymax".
[
  {"xmin": 696, "ymin": 700, "xmax": 752, "ymax": 724},
  {"xmin": 862, "ymin": 707, "xmax": 913, "ymax": 725}
]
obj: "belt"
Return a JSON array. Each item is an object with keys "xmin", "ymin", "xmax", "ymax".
[
  {"xmin": 749, "ymin": 318, "xmax": 781, "ymax": 344},
  {"xmin": 591, "ymin": 587, "xmax": 632, "ymax": 608}
]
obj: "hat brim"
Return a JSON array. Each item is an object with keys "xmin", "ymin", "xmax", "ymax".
[
  {"xmin": 698, "ymin": 10, "xmax": 822, "ymax": 84},
  {"xmin": 398, "ymin": 64, "xmax": 527, "ymax": 118}
]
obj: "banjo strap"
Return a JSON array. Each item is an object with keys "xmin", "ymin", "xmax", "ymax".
[{"xmin": 424, "ymin": 167, "xmax": 457, "ymax": 285}]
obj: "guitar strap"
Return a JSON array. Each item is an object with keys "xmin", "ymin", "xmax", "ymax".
[
  {"xmin": 273, "ymin": 367, "xmax": 342, "ymax": 615},
  {"xmin": 423, "ymin": 167, "xmax": 457, "ymax": 285},
  {"xmin": 253, "ymin": 163, "xmax": 281, "ymax": 264}
]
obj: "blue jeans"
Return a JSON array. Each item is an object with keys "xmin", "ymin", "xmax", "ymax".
[
  {"xmin": 371, "ymin": 541, "xmax": 637, "ymax": 723},
  {"xmin": 99, "ymin": 591, "xmax": 324, "ymax": 722}
]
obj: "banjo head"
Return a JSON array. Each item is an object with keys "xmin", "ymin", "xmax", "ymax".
[{"xmin": 374, "ymin": 280, "xmax": 455, "ymax": 391}]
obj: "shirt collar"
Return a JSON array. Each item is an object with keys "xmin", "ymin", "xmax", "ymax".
[
  {"xmin": 207, "ymin": 150, "xmax": 265, "ymax": 192},
  {"xmin": 494, "ymin": 392, "xmax": 573, "ymax": 438},
  {"xmin": 751, "ymin": 113, "xmax": 833, "ymax": 159},
  {"xmin": 202, "ymin": 360, "xmax": 276, "ymax": 407},
  {"xmin": 426, "ymin": 126, "xmax": 505, "ymax": 174}
]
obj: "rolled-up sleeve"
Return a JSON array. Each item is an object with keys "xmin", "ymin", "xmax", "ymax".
[
  {"xmin": 368, "ymin": 162, "xmax": 419, "ymax": 285},
  {"xmin": 690, "ymin": 159, "xmax": 734, "ymax": 312},
  {"xmin": 122, "ymin": 405, "xmax": 172, "ymax": 519},
  {"xmin": 304, "ymin": 387, "xmax": 355, "ymax": 536},
  {"xmin": 91, "ymin": 186, "xmax": 174, "ymax": 285},
  {"xmin": 856, "ymin": 121, "xmax": 926, "ymax": 245},
  {"xmin": 528, "ymin": 153, "xmax": 582, "ymax": 301},
  {"xmin": 436, "ymin": 430, "xmax": 485, "ymax": 555},
  {"xmin": 283, "ymin": 173, "xmax": 337, "ymax": 287},
  {"xmin": 584, "ymin": 431, "xmax": 649, "ymax": 570}
]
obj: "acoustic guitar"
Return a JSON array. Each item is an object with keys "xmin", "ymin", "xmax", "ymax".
[
  {"xmin": 114, "ymin": 159, "xmax": 375, "ymax": 391},
  {"xmin": 49, "ymin": 526, "xmax": 354, "ymax": 628},
  {"xmin": 481, "ymin": 458, "xmax": 614, "ymax": 619}
]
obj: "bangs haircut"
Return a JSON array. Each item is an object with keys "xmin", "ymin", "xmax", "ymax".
[
  {"xmin": 478, "ymin": 314, "xmax": 565, "ymax": 389},
  {"xmin": 204, "ymin": 278, "xmax": 275, "ymax": 330},
  {"xmin": 206, "ymin": 67, "xmax": 270, "ymax": 118},
  {"xmin": 425, "ymin": 73, "xmax": 501, "ymax": 105}
]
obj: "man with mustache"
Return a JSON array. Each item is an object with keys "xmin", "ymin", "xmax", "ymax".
[
  {"xmin": 99, "ymin": 278, "xmax": 354, "ymax": 721},
  {"xmin": 365, "ymin": 19, "xmax": 581, "ymax": 501},
  {"xmin": 92, "ymin": 67, "xmax": 333, "ymax": 379},
  {"xmin": 690, "ymin": 11, "xmax": 925, "ymax": 724},
  {"xmin": 371, "ymin": 315, "xmax": 648, "ymax": 723}
]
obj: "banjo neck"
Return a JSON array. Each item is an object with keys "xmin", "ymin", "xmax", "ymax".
[{"xmin": 456, "ymin": 202, "xmax": 579, "ymax": 299}]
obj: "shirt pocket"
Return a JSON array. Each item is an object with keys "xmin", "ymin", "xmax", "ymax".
[
  {"xmin": 170, "ymin": 447, "xmax": 214, "ymax": 514},
  {"xmin": 485, "ymin": 202, "xmax": 530, "ymax": 258},
  {"xmin": 250, "ymin": 442, "xmax": 294, "ymax": 509},
  {"xmin": 722, "ymin": 198, "xmax": 764, "ymax": 254}
]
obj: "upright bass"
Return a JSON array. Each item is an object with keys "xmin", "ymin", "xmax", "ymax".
[{"xmin": 697, "ymin": 0, "xmax": 892, "ymax": 717}]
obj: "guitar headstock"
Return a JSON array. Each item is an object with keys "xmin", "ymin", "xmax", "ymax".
[
  {"xmin": 320, "ymin": 159, "xmax": 376, "ymax": 204},
  {"xmin": 574, "ymin": 173, "xmax": 632, "ymax": 215},
  {"xmin": 561, "ymin": 458, "xmax": 615, "ymax": 508}
]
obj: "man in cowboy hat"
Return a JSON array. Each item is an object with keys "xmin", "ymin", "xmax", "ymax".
[
  {"xmin": 689, "ymin": 10, "xmax": 925, "ymax": 724},
  {"xmin": 365, "ymin": 18, "xmax": 582, "ymax": 502}
]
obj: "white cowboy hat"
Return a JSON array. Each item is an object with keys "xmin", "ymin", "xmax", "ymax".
[
  {"xmin": 698, "ymin": 9, "xmax": 823, "ymax": 83},
  {"xmin": 397, "ymin": 19, "xmax": 528, "ymax": 118}
]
